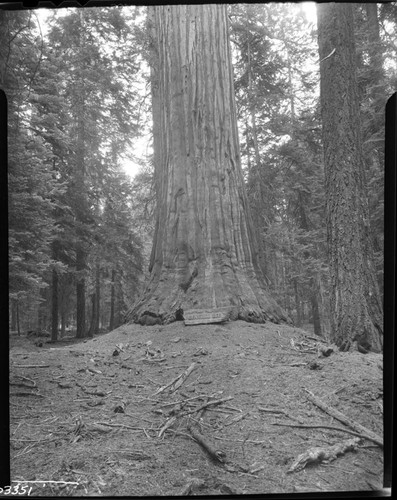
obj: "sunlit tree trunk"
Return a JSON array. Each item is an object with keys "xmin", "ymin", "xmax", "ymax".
[
  {"xmin": 317, "ymin": 3, "xmax": 383, "ymax": 352},
  {"xmin": 129, "ymin": 5, "xmax": 288, "ymax": 325}
]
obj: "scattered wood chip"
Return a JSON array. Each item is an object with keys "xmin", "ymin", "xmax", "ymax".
[{"xmin": 287, "ymin": 437, "xmax": 360, "ymax": 473}]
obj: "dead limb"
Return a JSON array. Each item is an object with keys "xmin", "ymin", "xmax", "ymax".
[
  {"xmin": 224, "ymin": 410, "xmax": 251, "ymax": 426},
  {"xmin": 10, "ymin": 392, "xmax": 44, "ymax": 398},
  {"xmin": 153, "ymin": 362, "xmax": 196, "ymax": 396},
  {"xmin": 12, "ymin": 365, "xmax": 50, "ymax": 368},
  {"xmin": 158, "ymin": 416, "xmax": 177, "ymax": 437},
  {"xmin": 271, "ymin": 422, "xmax": 367, "ymax": 440},
  {"xmin": 304, "ymin": 388, "xmax": 383, "ymax": 447},
  {"xmin": 287, "ymin": 437, "xmax": 360, "ymax": 473},
  {"xmin": 187, "ymin": 424, "xmax": 226, "ymax": 463},
  {"xmin": 182, "ymin": 396, "xmax": 233, "ymax": 417}
]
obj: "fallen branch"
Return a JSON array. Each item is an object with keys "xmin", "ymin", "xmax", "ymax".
[
  {"xmin": 153, "ymin": 362, "xmax": 196, "ymax": 396},
  {"xmin": 271, "ymin": 422, "xmax": 368, "ymax": 440},
  {"xmin": 188, "ymin": 424, "xmax": 226, "ymax": 463},
  {"xmin": 258, "ymin": 407, "xmax": 301, "ymax": 422},
  {"xmin": 92, "ymin": 421, "xmax": 154, "ymax": 432},
  {"xmin": 304, "ymin": 388, "xmax": 383, "ymax": 448},
  {"xmin": 224, "ymin": 410, "xmax": 251, "ymax": 426},
  {"xmin": 182, "ymin": 396, "xmax": 233, "ymax": 417},
  {"xmin": 287, "ymin": 437, "xmax": 360, "ymax": 473},
  {"xmin": 10, "ymin": 392, "xmax": 44, "ymax": 398},
  {"xmin": 12, "ymin": 365, "xmax": 50, "ymax": 368},
  {"xmin": 158, "ymin": 416, "xmax": 177, "ymax": 438}
]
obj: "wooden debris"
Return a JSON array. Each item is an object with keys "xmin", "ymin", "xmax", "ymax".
[
  {"xmin": 271, "ymin": 422, "xmax": 368, "ymax": 440},
  {"xmin": 153, "ymin": 362, "xmax": 196, "ymax": 396},
  {"xmin": 188, "ymin": 424, "xmax": 226, "ymax": 463},
  {"xmin": 224, "ymin": 410, "xmax": 251, "ymax": 426},
  {"xmin": 10, "ymin": 392, "xmax": 44, "ymax": 398},
  {"xmin": 287, "ymin": 437, "xmax": 360, "ymax": 473},
  {"xmin": 317, "ymin": 344, "xmax": 334, "ymax": 357},
  {"xmin": 158, "ymin": 416, "xmax": 177, "ymax": 437},
  {"xmin": 12, "ymin": 364, "xmax": 50, "ymax": 368},
  {"xmin": 304, "ymin": 388, "xmax": 383, "ymax": 447},
  {"xmin": 179, "ymin": 478, "xmax": 206, "ymax": 496},
  {"xmin": 182, "ymin": 396, "xmax": 233, "ymax": 417}
]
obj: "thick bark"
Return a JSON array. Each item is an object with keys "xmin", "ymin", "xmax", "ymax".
[
  {"xmin": 11, "ymin": 299, "xmax": 17, "ymax": 332},
  {"xmin": 16, "ymin": 299, "xmax": 20, "ymax": 336},
  {"xmin": 317, "ymin": 3, "xmax": 383, "ymax": 352},
  {"xmin": 129, "ymin": 5, "xmax": 288, "ymax": 325}
]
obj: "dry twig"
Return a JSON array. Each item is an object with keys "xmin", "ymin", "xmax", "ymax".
[
  {"xmin": 153, "ymin": 362, "xmax": 196, "ymax": 396},
  {"xmin": 304, "ymin": 388, "xmax": 383, "ymax": 447}
]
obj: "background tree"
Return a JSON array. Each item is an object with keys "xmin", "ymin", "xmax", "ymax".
[{"xmin": 316, "ymin": 2, "xmax": 383, "ymax": 352}]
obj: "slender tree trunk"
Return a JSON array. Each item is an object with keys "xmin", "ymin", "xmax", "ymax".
[
  {"xmin": 293, "ymin": 278, "xmax": 302, "ymax": 327},
  {"xmin": 75, "ymin": 9, "xmax": 88, "ymax": 339},
  {"xmin": 109, "ymin": 268, "xmax": 116, "ymax": 331},
  {"xmin": 51, "ymin": 242, "xmax": 59, "ymax": 341},
  {"xmin": 60, "ymin": 311, "xmax": 66, "ymax": 338},
  {"xmin": 51, "ymin": 268, "xmax": 59, "ymax": 341},
  {"xmin": 317, "ymin": 3, "xmax": 383, "ymax": 352},
  {"xmin": 88, "ymin": 262, "xmax": 100, "ymax": 337},
  {"xmin": 310, "ymin": 276, "xmax": 322, "ymax": 336},
  {"xmin": 75, "ymin": 247, "xmax": 86, "ymax": 338},
  {"xmin": 129, "ymin": 5, "xmax": 288, "ymax": 325}
]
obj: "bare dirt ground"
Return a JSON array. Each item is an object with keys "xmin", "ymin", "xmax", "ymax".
[{"xmin": 9, "ymin": 320, "xmax": 384, "ymax": 497}]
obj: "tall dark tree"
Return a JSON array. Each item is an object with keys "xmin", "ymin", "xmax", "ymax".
[
  {"xmin": 129, "ymin": 5, "xmax": 288, "ymax": 325},
  {"xmin": 317, "ymin": 3, "xmax": 383, "ymax": 352}
]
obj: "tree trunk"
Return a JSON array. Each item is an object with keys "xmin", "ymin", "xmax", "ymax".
[
  {"xmin": 129, "ymin": 5, "xmax": 288, "ymax": 325},
  {"xmin": 109, "ymin": 268, "xmax": 116, "ymax": 331},
  {"xmin": 310, "ymin": 277, "xmax": 322, "ymax": 336},
  {"xmin": 51, "ymin": 268, "xmax": 59, "ymax": 341},
  {"xmin": 293, "ymin": 278, "xmax": 302, "ymax": 327},
  {"xmin": 74, "ymin": 9, "xmax": 88, "ymax": 339},
  {"xmin": 60, "ymin": 311, "xmax": 66, "ymax": 338},
  {"xmin": 75, "ymin": 246, "xmax": 86, "ymax": 338},
  {"xmin": 88, "ymin": 262, "xmax": 100, "ymax": 337},
  {"xmin": 317, "ymin": 3, "xmax": 383, "ymax": 352}
]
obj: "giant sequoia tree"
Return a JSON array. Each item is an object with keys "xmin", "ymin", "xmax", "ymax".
[
  {"xmin": 317, "ymin": 3, "xmax": 383, "ymax": 352},
  {"xmin": 129, "ymin": 5, "xmax": 288, "ymax": 325}
]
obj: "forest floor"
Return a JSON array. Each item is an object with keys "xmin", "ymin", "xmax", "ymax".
[{"xmin": 9, "ymin": 320, "xmax": 384, "ymax": 497}]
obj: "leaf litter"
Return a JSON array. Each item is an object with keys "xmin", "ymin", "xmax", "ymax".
[{"xmin": 9, "ymin": 320, "xmax": 384, "ymax": 496}]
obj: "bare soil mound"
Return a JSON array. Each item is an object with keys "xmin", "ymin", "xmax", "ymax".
[{"xmin": 9, "ymin": 320, "xmax": 383, "ymax": 496}]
